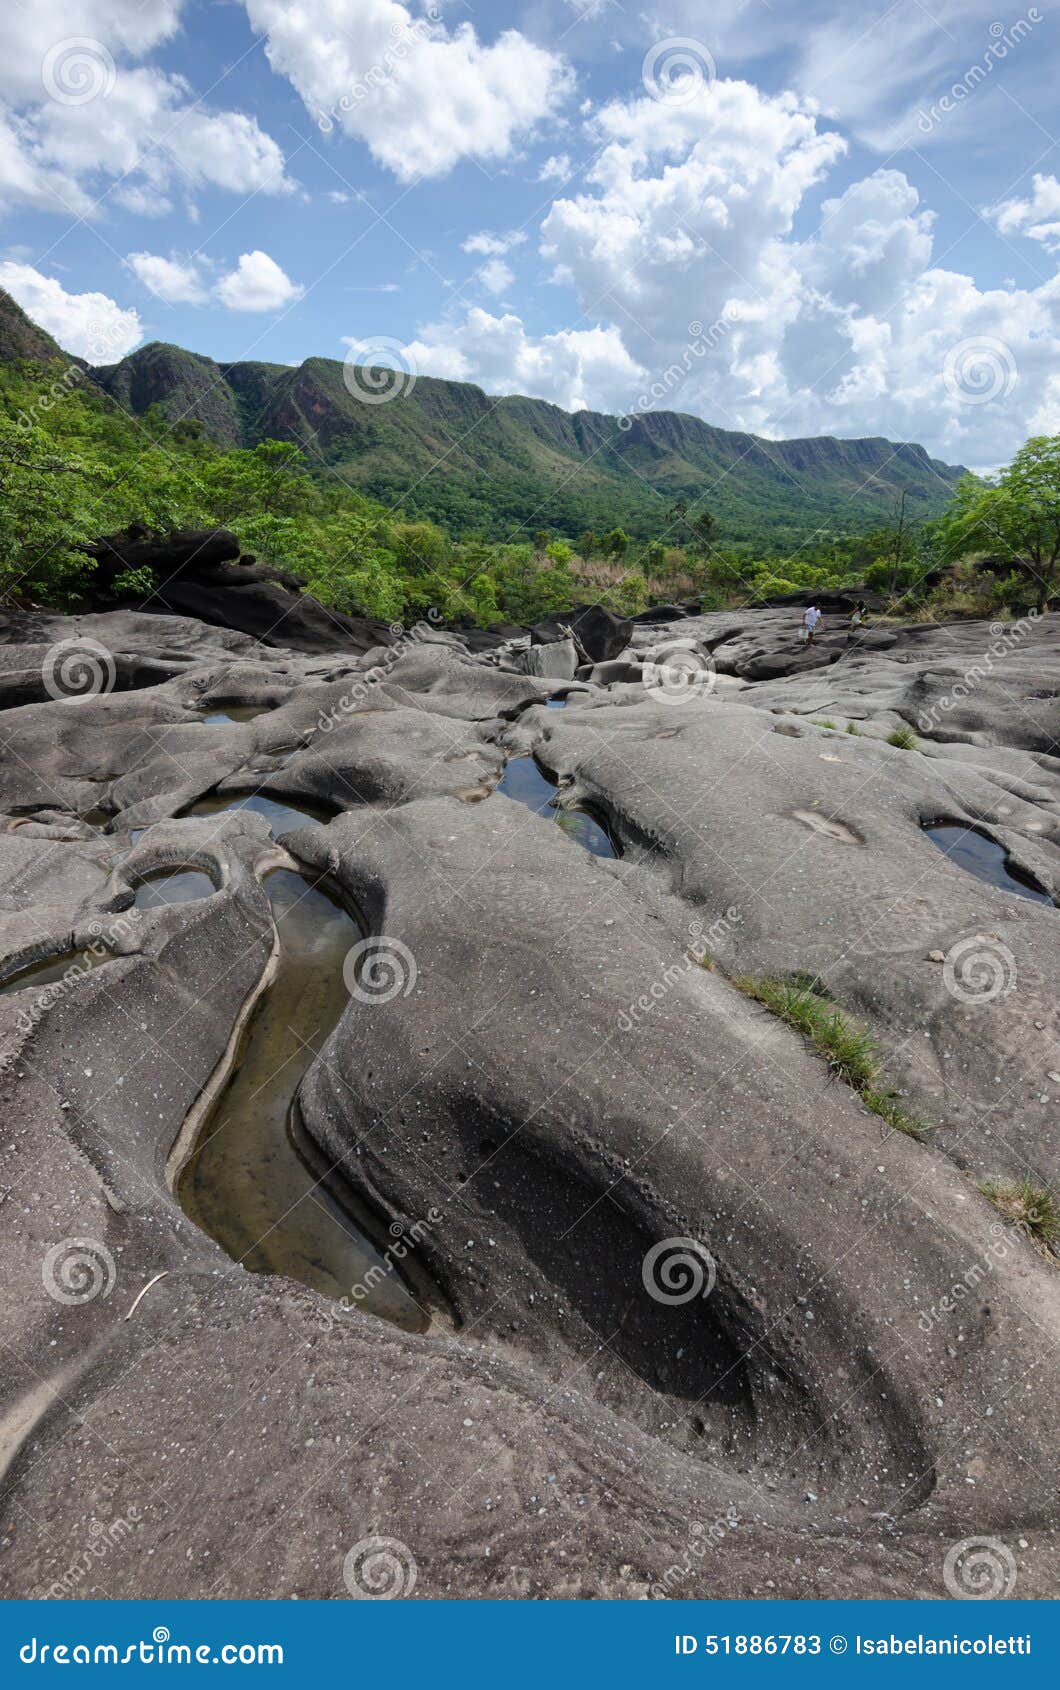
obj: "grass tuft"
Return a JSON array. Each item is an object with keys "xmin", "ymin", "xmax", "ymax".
[
  {"xmin": 733, "ymin": 973, "xmax": 928, "ymax": 1137},
  {"xmin": 977, "ymin": 1177, "xmax": 1060, "ymax": 1254},
  {"xmin": 845, "ymin": 721, "xmax": 861, "ymax": 735},
  {"xmin": 886, "ymin": 724, "xmax": 919, "ymax": 750},
  {"xmin": 812, "ymin": 718, "xmax": 837, "ymax": 730}
]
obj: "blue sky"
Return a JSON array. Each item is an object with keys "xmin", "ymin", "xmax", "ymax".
[{"xmin": 2, "ymin": 0, "xmax": 1059, "ymax": 466}]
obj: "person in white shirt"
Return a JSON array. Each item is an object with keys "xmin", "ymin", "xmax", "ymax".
[{"xmin": 801, "ymin": 604, "xmax": 823, "ymax": 646}]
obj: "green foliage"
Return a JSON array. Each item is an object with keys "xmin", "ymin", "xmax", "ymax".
[
  {"xmin": 734, "ymin": 973, "xmax": 928, "ymax": 1137},
  {"xmin": 977, "ymin": 1177, "xmax": 1059, "ymax": 1254},
  {"xmin": 886, "ymin": 725, "xmax": 919, "ymax": 750},
  {"xmin": 936, "ymin": 436, "xmax": 1060, "ymax": 612}
]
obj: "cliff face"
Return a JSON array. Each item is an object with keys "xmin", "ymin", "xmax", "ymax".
[
  {"xmin": 0, "ymin": 287, "xmax": 965, "ymax": 542},
  {"xmin": 92, "ymin": 342, "xmax": 243, "ymax": 446}
]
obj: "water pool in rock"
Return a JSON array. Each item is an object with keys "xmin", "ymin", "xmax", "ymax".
[
  {"xmin": 497, "ymin": 756, "xmax": 617, "ymax": 858},
  {"xmin": 924, "ymin": 824, "xmax": 1053, "ymax": 905},
  {"xmin": 181, "ymin": 791, "xmax": 332, "ymax": 837},
  {"xmin": 202, "ymin": 705, "xmax": 270, "ymax": 725},
  {"xmin": 175, "ymin": 848, "xmax": 426, "ymax": 1331},
  {"xmin": 134, "ymin": 869, "xmax": 216, "ymax": 908}
]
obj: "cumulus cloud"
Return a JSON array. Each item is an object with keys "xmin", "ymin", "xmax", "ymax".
[
  {"xmin": 125, "ymin": 247, "xmax": 304, "ymax": 312},
  {"xmin": 425, "ymin": 79, "xmax": 1060, "ymax": 468},
  {"xmin": 0, "ymin": 260, "xmax": 142, "ymax": 360},
  {"xmin": 0, "ymin": 5, "xmax": 293, "ymax": 219},
  {"xmin": 214, "ymin": 250, "xmax": 304, "ymax": 311},
  {"xmin": 406, "ymin": 308, "xmax": 645, "ymax": 414},
  {"xmin": 462, "ymin": 230, "xmax": 527, "ymax": 257},
  {"xmin": 126, "ymin": 250, "xmax": 209, "ymax": 304},
  {"xmin": 243, "ymin": 0, "xmax": 572, "ymax": 179},
  {"xmin": 537, "ymin": 153, "xmax": 572, "ymax": 183},
  {"xmin": 988, "ymin": 174, "xmax": 1060, "ymax": 253},
  {"xmin": 476, "ymin": 258, "xmax": 514, "ymax": 297}
]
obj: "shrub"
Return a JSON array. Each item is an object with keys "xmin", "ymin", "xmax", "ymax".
[{"xmin": 886, "ymin": 725, "xmax": 918, "ymax": 750}]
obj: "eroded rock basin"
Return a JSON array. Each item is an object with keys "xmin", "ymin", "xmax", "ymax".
[
  {"xmin": 176, "ymin": 861, "xmax": 428, "ymax": 1332},
  {"xmin": 924, "ymin": 822, "xmax": 1054, "ymax": 905},
  {"xmin": 497, "ymin": 755, "xmax": 617, "ymax": 858}
]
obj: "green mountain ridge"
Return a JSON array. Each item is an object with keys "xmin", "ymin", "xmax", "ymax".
[{"xmin": 88, "ymin": 335, "xmax": 966, "ymax": 546}]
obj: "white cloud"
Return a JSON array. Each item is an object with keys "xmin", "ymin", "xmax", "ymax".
[
  {"xmin": 988, "ymin": 174, "xmax": 1060, "ymax": 253},
  {"xmin": 476, "ymin": 257, "xmax": 514, "ymax": 296},
  {"xmin": 0, "ymin": 6, "xmax": 293, "ymax": 220},
  {"xmin": 126, "ymin": 250, "xmax": 209, "ymax": 304},
  {"xmin": 462, "ymin": 230, "xmax": 528, "ymax": 256},
  {"xmin": 0, "ymin": 260, "xmax": 142, "ymax": 360},
  {"xmin": 406, "ymin": 308, "xmax": 645, "ymax": 414},
  {"xmin": 243, "ymin": 0, "xmax": 572, "ymax": 179},
  {"xmin": 537, "ymin": 153, "xmax": 572, "ymax": 183},
  {"xmin": 214, "ymin": 250, "xmax": 304, "ymax": 311},
  {"xmin": 414, "ymin": 78, "xmax": 1060, "ymax": 469}
]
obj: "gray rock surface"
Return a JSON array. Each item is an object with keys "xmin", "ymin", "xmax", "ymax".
[{"xmin": 1, "ymin": 602, "xmax": 1058, "ymax": 1601}]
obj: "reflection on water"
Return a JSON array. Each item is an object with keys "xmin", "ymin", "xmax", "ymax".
[
  {"xmin": 176, "ymin": 851, "xmax": 426, "ymax": 1330},
  {"xmin": 181, "ymin": 791, "xmax": 332, "ymax": 836},
  {"xmin": 925, "ymin": 824, "xmax": 1052, "ymax": 906},
  {"xmin": 496, "ymin": 756, "xmax": 617, "ymax": 859}
]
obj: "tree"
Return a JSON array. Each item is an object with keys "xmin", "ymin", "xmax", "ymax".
[
  {"xmin": 689, "ymin": 508, "xmax": 716, "ymax": 556},
  {"xmin": 604, "ymin": 527, "xmax": 629, "ymax": 558},
  {"xmin": 938, "ymin": 436, "xmax": 1060, "ymax": 613},
  {"xmin": 577, "ymin": 529, "xmax": 596, "ymax": 559}
]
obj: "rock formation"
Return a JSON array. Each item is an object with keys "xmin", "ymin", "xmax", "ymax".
[{"xmin": 1, "ymin": 600, "xmax": 1058, "ymax": 1600}]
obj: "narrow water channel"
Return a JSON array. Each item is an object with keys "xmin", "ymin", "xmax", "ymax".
[
  {"xmin": 176, "ymin": 858, "xmax": 427, "ymax": 1331},
  {"xmin": 497, "ymin": 756, "xmax": 617, "ymax": 858},
  {"xmin": 924, "ymin": 824, "xmax": 1053, "ymax": 905}
]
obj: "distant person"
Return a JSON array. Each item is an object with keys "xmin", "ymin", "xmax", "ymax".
[
  {"xmin": 847, "ymin": 601, "xmax": 867, "ymax": 643},
  {"xmin": 801, "ymin": 604, "xmax": 823, "ymax": 646}
]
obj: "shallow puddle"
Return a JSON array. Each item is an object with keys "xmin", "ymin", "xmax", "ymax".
[
  {"xmin": 178, "ymin": 867, "xmax": 426, "ymax": 1329},
  {"xmin": 174, "ymin": 793, "xmax": 426, "ymax": 1330},
  {"xmin": 925, "ymin": 824, "xmax": 1053, "ymax": 905},
  {"xmin": 202, "ymin": 705, "xmax": 269, "ymax": 725},
  {"xmin": 134, "ymin": 869, "xmax": 216, "ymax": 908},
  {"xmin": 497, "ymin": 756, "xmax": 617, "ymax": 858},
  {"xmin": 181, "ymin": 791, "xmax": 332, "ymax": 837}
]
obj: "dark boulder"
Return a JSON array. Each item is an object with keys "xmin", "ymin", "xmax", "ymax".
[
  {"xmin": 530, "ymin": 603, "xmax": 632, "ymax": 662},
  {"xmin": 80, "ymin": 525, "xmax": 393, "ymax": 655},
  {"xmin": 85, "ymin": 526, "xmax": 241, "ymax": 585}
]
